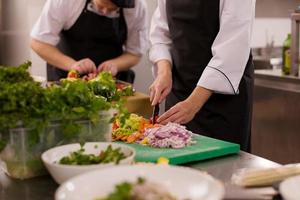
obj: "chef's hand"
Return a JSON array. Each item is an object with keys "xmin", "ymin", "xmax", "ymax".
[
  {"xmin": 149, "ymin": 60, "xmax": 172, "ymax": 106},
  {"xmin": 157, "ymin": 86, "xmax": 212, "ymax": 125},
  {"xmin": 70, "ymin": 58, "xmax": 97, "ymax": 74},
  {"xmin": 98, "ymin": 61, "xmax": 118, "ymax": 76}
]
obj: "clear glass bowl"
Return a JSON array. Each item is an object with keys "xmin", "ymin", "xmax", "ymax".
[{"xmin": 0, "ymin": 111, "xmax": 113, "ymax": 179}]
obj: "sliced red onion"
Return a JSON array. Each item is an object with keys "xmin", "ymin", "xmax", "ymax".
[{"xmin": 144, "ymin": 122, "xmax": 194, "ymax": 149}]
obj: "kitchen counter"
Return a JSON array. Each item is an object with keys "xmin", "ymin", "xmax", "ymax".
[
  {"xmin": 0, "ymin": 151, "xmax": 281, "ymax": 200},
  {"xmin": 252, "ymin": 69, "xmax": 300, "ymax": 164},
  {"xmin": 255, "ymin": 69, "xmax": 300, "ymax": 92}
]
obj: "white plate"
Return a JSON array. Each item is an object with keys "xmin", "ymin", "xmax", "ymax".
[
  {"xmin": 55, "ymin": 165, "xmax": 224, "ymax": 200},
  {"xmin": 280, "ymin": 175, "xmax": 300, "ymax": 200},
  {"xmin": 42, "ymin": 142, "xmax": 135, "ymax": 184}
]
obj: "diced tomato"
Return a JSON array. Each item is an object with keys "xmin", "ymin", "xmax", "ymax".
[
  {"xmin": 112, "ymin": 122, "xmax": 119, "ymax": 130},
  {"xmin": 67, "ymin": 70, "xmax": 79, "ymax": 79},
  {"xmin": 116, "ymin": 83, "xmax": 125, "ymax": 90}
]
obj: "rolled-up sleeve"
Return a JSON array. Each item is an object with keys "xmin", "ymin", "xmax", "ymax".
[
  {"xmin": 197, "ymin": 0, "xmax": 255, "ymax": 94},
  {"xmin": 149, "ymin": 0, "xmax": 172, "ymax": 65},
  {"xmin": 30, "ymin": 0, "xmax": 68, "ymax": 46}
]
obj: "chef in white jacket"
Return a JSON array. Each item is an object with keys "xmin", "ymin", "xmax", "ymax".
[
  {"xmin": 149, "ymin": 0, "xmax": 256, "ymax": 151},
  {"xmin": 31, "ymin": 0, "xmax": 148, "ymax": 83}
]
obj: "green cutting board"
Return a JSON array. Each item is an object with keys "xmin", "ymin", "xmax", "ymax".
[{"xmin": 121, "ymin": 135, "xmax": 240, "ymax": 165}]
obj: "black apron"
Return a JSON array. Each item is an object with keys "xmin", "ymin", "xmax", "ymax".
[
  {"xmin": 166, "ymin": 0, "xmax": 254, "ymax": 151},
  {"xmin": 47, "ymin": 0, "xmax": 135, "ymax": 83}
]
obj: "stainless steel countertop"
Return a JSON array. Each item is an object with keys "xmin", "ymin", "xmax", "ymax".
[
  {"xmin": 0, "ymin": 152, "xmax": 281, "ymax": 200},
  {"xmin": 255, "ymin": 69, "xmax": 300, "ymax": 82},
  {"xmin": 255, "ymin": 69, "xmax": 300, "ymax": 93}
]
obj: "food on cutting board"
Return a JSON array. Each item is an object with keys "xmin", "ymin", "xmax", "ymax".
[
  {"xmin": 144, "ymin": 123, "xmax": 194, "ymax": 149},
  {"xmin": 96, "ymin": 177, "xmax": 177, "ymax": 200},
  {"xmin": 112, "ymin": 113, "xmax": 156, "ymax": 143},
  {"xmin": 112, "ymin": 113, "xmax": 195, "ymax": 149},
  {"xmin": 59, "ymin": 145, "xmax": 126, "ymax": 165}
]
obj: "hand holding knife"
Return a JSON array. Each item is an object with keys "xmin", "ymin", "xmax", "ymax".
[{"xmin": 151, "ymin": 104, "xmax": 160, "ymax": 124}]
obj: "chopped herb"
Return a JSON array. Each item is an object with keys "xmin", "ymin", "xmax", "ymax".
[{"xmin": 59, "ymin": 145, "xmax": 126, "ymax": 165}]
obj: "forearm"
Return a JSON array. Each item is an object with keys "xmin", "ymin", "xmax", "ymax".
[
  {"xmin": 30, "ymin": 39, "xmax": 76, "ymax": 71},
  {"xmin": 109, "ymin": 52, "xmax": 141, "ymax": 71},
  {"xmin": 186, "ymin": 86, "xmax": 213, "ymax": 112}
]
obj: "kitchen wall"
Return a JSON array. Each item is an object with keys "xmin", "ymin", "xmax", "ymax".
[
  {"xmin": 0, "ymin": 0, "xmax": 31, "ymax": 66},
  {"xmin": 0, "ymin": 0, "xmax": 46, "ymax": 76},
  {"xmin": 252, "ymin": 0, "xmax": 299, "ymax": 48}
]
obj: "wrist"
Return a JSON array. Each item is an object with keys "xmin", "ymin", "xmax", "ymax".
[
  {"xmin": 106, "ymin": 60, "xmax": 120, "ymax": 71},
  {"xmin": 186, "ymin": 86, "xmax": 213, "ymax": 112},
  {"xmin": 65, "ymin": 59, "xmax": 77, "ymax": 71},
  {"xmin": 185, "ymin": 96, "xmax": 202, "ymax": 112},
  {"xmin": 157, "ymin": 60, "xmax": 172, "ymax": 77}
]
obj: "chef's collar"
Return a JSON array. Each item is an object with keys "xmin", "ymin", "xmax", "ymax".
[{"xmin": 111, "ymin": 0, "xmax": 135, "ymax": 8}]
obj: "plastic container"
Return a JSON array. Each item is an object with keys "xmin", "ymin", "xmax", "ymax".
[{"xmin": 0, "ymin": 110, "xmax": 113, "ymax": 179}]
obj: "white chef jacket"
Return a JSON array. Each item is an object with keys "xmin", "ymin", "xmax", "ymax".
[
  {"xmin": 150, "ymin": 0, "xmax": 256, "ymax": 94},
  {"xmin": 31, "ymin": 0, "xmax": 148, "ymax": 56}
]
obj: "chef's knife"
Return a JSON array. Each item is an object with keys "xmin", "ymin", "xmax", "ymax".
[{"xmin": 152, "ymin": 104, "xmax": 160, "ymax": 124}]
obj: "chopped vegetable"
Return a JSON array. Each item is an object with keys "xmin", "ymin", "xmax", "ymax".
[
  {"xmin": 112, "ymin": 113, "xmax": 195, "ymax": 149},
  {"xmin": 67, "ymin": 70, "xmax": 79, "ymax": 79},
  {"xmin": 112, "ymin": 114, "xmax": 153, "ymax": 143},
  {"xmin": 59, "ymin": 145, "xmax": 126, "ymax": 165},
  {"xmin": 65, "ymin": 70, "xmax": 134, "ymax": 99},
  {"xmin": 144, "ymin": 123, "xmax": 194, "ymax": 149},
  {"xmin": 157, "ymin": 157, "xmax": 169, "ymax": 165}
]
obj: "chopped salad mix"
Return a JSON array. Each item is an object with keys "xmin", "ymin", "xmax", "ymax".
[
  {"xmin": 112, "ymin": 113, "xmax": 195, "ymax": 149},
  {"xmin": 66, "ymin": 70, "xmax": 134, "ymax": 99}
]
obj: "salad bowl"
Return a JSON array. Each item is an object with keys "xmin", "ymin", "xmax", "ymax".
[{"xmin": 41, "ymin": 142, "xmax": 135, "ymax": 184}]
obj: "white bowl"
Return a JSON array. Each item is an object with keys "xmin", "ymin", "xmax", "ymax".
[
  {"xmin": 41, "ymin": 142, "xmax": 135, "ymax": 184},
  {"xmin": 279, "ymin": 175, "xmax": 300, "ymax": 200},
  {"xmin": 56, "ymin": 165, "xmax": 224, "ymax": 200}
]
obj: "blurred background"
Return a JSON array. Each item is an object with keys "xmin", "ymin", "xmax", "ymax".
[{"xmin": 1, "ymin": 0, "xmax": 298, "ymax": 92}]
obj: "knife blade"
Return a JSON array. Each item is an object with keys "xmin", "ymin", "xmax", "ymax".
[{"xmin": 152, "ymin": 104, "xmax": 160, "ymax": 124}]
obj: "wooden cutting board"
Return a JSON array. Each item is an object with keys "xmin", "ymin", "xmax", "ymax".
[
  {"xmin": 124, "ymin": 92, "xmax": 152, "ymax": 119},
  {"xmin": 122, "ymin": 134, "xmax": 240, "ymax": 165}
]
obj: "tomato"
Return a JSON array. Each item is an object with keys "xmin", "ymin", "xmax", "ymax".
[
  {"xmin": 67, "ymin": 70, "xmax": 79, "ymax": 79},
  {"xmin": 112, "ymin": 122, "xmax": 119, "ymax": 130},
  {"xmin": 116, "ymin": 83, "xmax": 125, "ymax": 90}
]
